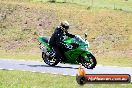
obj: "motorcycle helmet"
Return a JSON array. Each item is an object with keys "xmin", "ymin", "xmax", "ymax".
[{"xmin": 60, "ymin": 21, "xmax": 70, "ymax": 31}]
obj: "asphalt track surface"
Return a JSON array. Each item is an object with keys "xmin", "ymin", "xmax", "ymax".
[{"xmin": 0, "ymin": 59, "xmax": 132, "ymax": 82}]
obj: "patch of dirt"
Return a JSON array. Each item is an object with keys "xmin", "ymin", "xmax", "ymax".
[{"xmin": 0, "ymin": 1, "xmax": 132, "ymax": 58}]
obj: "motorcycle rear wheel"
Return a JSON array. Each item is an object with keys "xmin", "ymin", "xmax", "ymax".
[{"xmin": 42, "ymin": 52, "xmax": 59, "ymax": 66}]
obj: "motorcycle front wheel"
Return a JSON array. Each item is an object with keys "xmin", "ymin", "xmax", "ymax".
[
  {"xmin": 81, "ymin": 54, "xmax": 97, "ymax": 69},
  {"xmin": 42, "ymin": 52, "xmax": 59, "ymax": 66}
]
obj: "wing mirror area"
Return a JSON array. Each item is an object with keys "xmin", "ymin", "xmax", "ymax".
[{"xmin": 84, "ymin": 33, "xmax": 87, "ymax": 41}]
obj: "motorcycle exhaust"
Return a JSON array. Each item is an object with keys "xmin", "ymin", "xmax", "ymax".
[
  {"xmin": 39, "ymin": 46, "xmax": 50, "ymax": 56},
  {"xmin": 39, "ymin": 46, "xmax": 55, "ymax": 57},
  {"xmin": 39, "ymin": 46, "xmax": 47, "ymax": 52}
]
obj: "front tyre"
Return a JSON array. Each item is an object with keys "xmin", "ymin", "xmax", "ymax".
[
  {"xmin": 82, "ymin": 54, "xmax": 97, "ymax": 69},
  {"xmin": 42, "ymin": 52, "xmax": 59, "ymax": 66}
]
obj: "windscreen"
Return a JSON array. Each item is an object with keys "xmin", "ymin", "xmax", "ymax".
[{"xmin": 74, "ymin": 35, "xmax": 86, "ymax": 44}]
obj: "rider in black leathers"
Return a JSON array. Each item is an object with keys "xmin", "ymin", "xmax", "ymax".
[{"xmin": 49, "ymin": 21, "xmax": 75, "ymax": 61}]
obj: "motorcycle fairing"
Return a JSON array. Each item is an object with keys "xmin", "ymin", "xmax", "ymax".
[{"xmin": 38, "ymin": 36, "xmax": 51, "ymax": 50}]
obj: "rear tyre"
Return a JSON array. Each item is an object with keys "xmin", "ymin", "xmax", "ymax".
[
  {"xmin": 82, "ymin": 54, "xmax": 97, "ymax": 69},
  {"xmin": 42, "ymin": 52, "xmax": 59, "ymax": 66}
]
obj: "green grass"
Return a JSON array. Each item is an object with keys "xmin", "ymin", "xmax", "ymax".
[
  {"xmin": 97, "ymin": 56, "xmax": 132, "ymax": 67},
  {"xmin": 32, "ymin": 0, "xmax": 132, "ymax": 11},
  {"xmin": 1, "ymin": 0, "xmax": 132, "ymax": 11},
  {"xmin": 0, "ymin": 70, "xmax": 131, "ymax": 88},
  {"xmin": 0, "ymin": 50, "xmax": 41, "ymax": 61}
]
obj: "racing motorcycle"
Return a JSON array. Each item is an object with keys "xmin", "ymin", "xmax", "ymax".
[{"xmin": 38, "ymin": 33, "xmax": 97, "ymax": 69}]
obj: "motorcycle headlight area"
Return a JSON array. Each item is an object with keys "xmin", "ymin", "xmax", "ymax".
[{"xmin": 81, "ymin": 48, "xmax": 88, "ymax": 51}]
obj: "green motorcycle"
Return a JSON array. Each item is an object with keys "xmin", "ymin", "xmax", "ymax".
[{"xmin": 38, "ymin": 34, "xmax": 97, "ymax": 69}]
